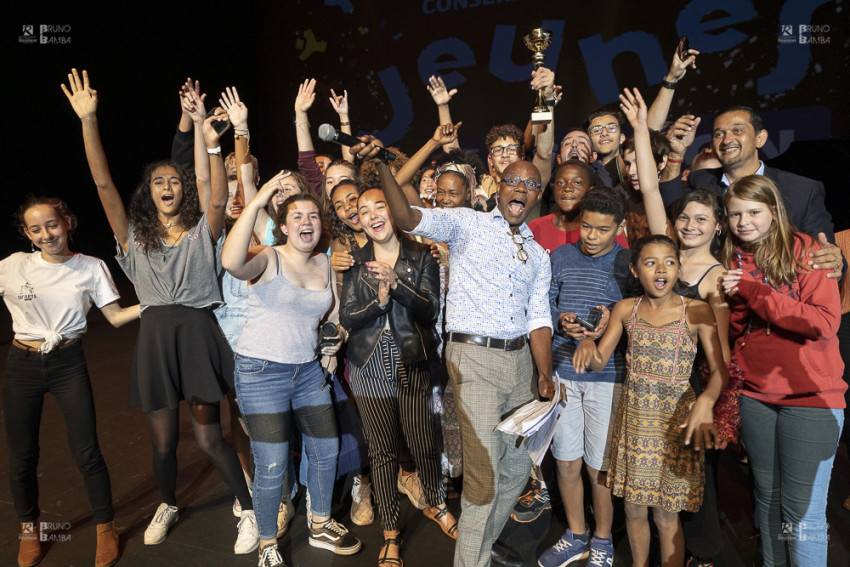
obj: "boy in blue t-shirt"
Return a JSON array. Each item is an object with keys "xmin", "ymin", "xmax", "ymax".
[{"xmin": 539, "ymin": 186, "xmax": 628, "ymax": 567}]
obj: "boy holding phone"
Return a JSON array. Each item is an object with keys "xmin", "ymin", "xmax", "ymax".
[{"xmin": 540, "ymin": 186, "xmax": 629, "ymax": 567}]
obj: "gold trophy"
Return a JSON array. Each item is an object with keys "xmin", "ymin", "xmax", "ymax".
[{"xmin": 523, "ymin": 28, "xmax": 553, "ymax": 124}]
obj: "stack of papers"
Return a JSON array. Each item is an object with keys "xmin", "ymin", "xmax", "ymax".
[{"xmin": 496, "ymin": 374, "xmax": 567, "ymax": 465}]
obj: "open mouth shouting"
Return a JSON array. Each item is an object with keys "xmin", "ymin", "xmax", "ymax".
[
  {"xmin": 653, "ymin": 276, "xmax": 668, "ymax": 290},
  {"xmin": 298, "ymin": 225, "xmax": 316, "ymax": 243}
]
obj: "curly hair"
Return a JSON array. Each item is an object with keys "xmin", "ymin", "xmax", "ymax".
[
  {"xmin": 433, "ymin": 149, "xmax": 485, "ymax": 188},
  {"xmin": 358, "ymin": 147, "xmax": 409, "ymax": 187},
  {"xmin": 271, "ymin": 193, "xmax": 324, "ymax": 246},
  {"xmin": 327, "ymin": 180, "xmax": 366, "ymax": 246},
  {"xmin": 14, "ymin": 195, "xmax": 78, "ymax": 240},
  {"xmin": 128, "ymin": 160, "xmax": 201, "ymax": 254}
]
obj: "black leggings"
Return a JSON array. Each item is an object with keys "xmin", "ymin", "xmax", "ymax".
[
  {"xmin": 147, "ymin": 402, "xmax": 252, "ymax": 509},
  {"xmin": 2, "ymin": 342, "xmax": 114, "ymax": 523}
]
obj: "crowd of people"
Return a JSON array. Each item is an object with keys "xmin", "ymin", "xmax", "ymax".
[{"xmin": 1, "ymin": 37, "xmax": 847, "ymax": 567}]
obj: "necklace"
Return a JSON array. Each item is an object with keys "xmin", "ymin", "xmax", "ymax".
[{"xmin": 160, "ymin": 226, "xmax": 188, "ymax": 261}]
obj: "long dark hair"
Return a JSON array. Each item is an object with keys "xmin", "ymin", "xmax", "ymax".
[
  {"xmin": 128, "ymin": 160, "xmax": 201, "ymax": 253},
  {"xmin": 328, "ymin": 180, "xmax": 366, "ymax": 248},
  {"xmin": 672, "ymin": 189, "xmax": 726, "ymax": 258}
]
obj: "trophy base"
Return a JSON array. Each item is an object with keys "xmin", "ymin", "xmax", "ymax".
[{"xmin": 531, "ymin": 109, "xmax": 553, "ymax": 124}]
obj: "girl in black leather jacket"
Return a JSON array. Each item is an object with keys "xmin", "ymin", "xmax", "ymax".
[{"xmin": 340, "ymin": 188, "xmax": 457, "ymax": 566}]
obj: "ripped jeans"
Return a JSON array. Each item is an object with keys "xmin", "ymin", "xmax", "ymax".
[{"xmin": 234, "ymin": 355, "xmax": 338, "ymax": 540}]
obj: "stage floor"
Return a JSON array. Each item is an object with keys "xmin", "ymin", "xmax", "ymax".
[{"xmin": 1, "ymin": 308, "xmax": 848, "ymax": 566}]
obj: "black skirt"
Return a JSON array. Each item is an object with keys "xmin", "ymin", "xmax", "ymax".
[{"xmin": 129, "ymin": 305, "xmax": 234, "ymax": 412}]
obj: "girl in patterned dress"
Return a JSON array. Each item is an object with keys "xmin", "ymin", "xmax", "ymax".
[{"xmin": 574, "ymin": 235, "xmax": 727, "ymax": 567}]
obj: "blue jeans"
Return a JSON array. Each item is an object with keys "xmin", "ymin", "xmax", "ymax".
[
  {"xmin": 740, "ymin": 395, "xmax": 843, "ymax": 566},
  {"xmin": 234, "ymin": 355, "xmax": 338, "ymax": 540}
]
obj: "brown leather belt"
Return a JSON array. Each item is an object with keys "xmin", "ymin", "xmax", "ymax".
[
  {"xmin": 12, "ymin": 338, "xmax": 79, "ymax": 354},
  {"xmin": 448, "ymin": 332, "xmax": 526, "ymax": 351}
]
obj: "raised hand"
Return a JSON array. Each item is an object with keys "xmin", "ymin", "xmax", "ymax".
[
  {"xmin": 427, "ymin": 75, "xmax": 457, "ymax": 106},
  {"xmin": 181, "ymin": 88, "xmax": 206, "ymax": 124},
  {"xmin": 530, "ymin": 67, "xmax": 555, "ymax": 99},
  {"xmin": 619, "ymin": 87, "xmax": 647, "ymax": 129},
  {"xmin": 666, "ymin": 40, "xmax": 700, "ymax": 83},
  {"xmin": 666, "ymin": 114, "xmax": 701, "ymax": 156},
  {"xmin": 329, "ymin": 88, "xmax": 349, "ymax": 115},
  {"xmin": 295, "ymin": 78, "xmax": 317, "ymax": 114},
  {"xmin": 219, "ymin": 86, "xmax": 248, "ymax": 131},
  {"xmin": 431, "ymin": 122, "xmax": 463, "ymax": 146},
  {"xmin": 255, "ymin": 172, "xmax": 292, "ymax": 208},
  {"xmin": 61, "ymin": 68, "xmax": 98, "ymax": 119},
  {"xmin": 350, "ymin": 135, "xmax": 388, "ymax": 162},
  {"xmin": 202, "ymin": 112, "xmax": 228, "ymax": 148},
  {"xmin": 180, "ymin": 77, "xmax": 206, "ymax": 112}
]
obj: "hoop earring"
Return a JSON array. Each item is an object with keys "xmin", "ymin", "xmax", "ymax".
[{"xmin": 31, "ymin": 241, "xmax": 35, "ymax": 252}]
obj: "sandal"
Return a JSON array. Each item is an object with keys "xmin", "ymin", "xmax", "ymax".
[
  {"xmin": 424, "ymin": 505, "xmax": 458, "ymax": 540},
  {"xmin": 379, "ymin": 536, "xmax": 403, "ymax": 567}
]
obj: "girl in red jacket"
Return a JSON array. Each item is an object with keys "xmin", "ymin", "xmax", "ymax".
[{"xmin": 721, "ymin": 174, "xmax": 845, "ymax": 567}]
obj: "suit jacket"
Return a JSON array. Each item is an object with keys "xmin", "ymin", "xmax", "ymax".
[
  {"xmin": 340, "ymin": 238, "xmax": 440, "ymax": 368},
  {"xmin": 659, "ymin": 165, "xmax": 834, "ymax": 241}
]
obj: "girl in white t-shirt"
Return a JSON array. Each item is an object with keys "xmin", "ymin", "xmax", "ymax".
[{"xmin": 1, "ymin": 196, "xmax": 139, "ymax": 567}]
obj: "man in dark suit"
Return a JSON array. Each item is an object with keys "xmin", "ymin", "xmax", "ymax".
[{"xmin": 660, "ymin": 106, "xmax": 842, "ymax": 276}]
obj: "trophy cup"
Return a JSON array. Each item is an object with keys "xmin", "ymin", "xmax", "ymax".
[{"xmin": 523, "ymin": 28, "xmax": 553, "ymax": 124}]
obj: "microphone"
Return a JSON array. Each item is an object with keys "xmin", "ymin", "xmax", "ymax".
[{"xmin": 318, "ymin": 123, "xmax": 396, "ymax": 162}]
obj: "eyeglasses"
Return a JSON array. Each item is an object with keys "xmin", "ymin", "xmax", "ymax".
[
  {"xmin": 589, "ymin": 123, "xmax": 620, "ymax": 135},
  {"xmin": 502, "ymin": 174, "xmax": 541, "ymax": 191},
  {"xmin": 508, "ymin": 231, "xmax": 529, "ymax": 263},
  {"xmin": 489, "ymin": 144, "xmax": 520, "ymax": 157}
]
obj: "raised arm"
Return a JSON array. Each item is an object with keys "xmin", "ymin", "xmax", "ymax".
[
  {"xmin": 426, "ymin": 75, "xmax": 460, "ymax": 153},
  {"xmin": 62, "ymin": 68, "xmax": 130, "ymax": 250},
  {"xmin": 180, "ymin": 88, "xmax": 211, "ymax": 208},
  {"xmin": 295, "ymin": 78, "xmax": 317, "ymax": 153},
  {"xmin": 240, "ymin": 163, "xmax": 274, "ymax": 242},
  {"xmin": 171, "ymin": 77, "xmax": 203, "ymax": 173},
  {"xmin": 329, "ymin": 89, "xmax": 354, "ymax": 164},
  {"xmin": 221, "ymin": 180, "xmax": 280, "ymax": 281},
  {"xmin": 395, "ymin": 122, "xmax": 462, "ymax": 188},
  {"xmin": 202, "ymin": 113, "xmax": 228, "ymax": 240},
  {"xmin": 621, "ymin": 88, "xmax": 668, "ymax": 237},
  {"xmin": 647, "ymin": 40, "xmax": 699, "ymax": 131},
  {"xmin": 530, "ymin": 67, "xmax": 556, "ymax": 189}
]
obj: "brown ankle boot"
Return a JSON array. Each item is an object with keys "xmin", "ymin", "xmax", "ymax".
[
  {"xmin": 95, "ymin": 521, "xmax": 120, "ymax": 567},
  {"xmin": 18, "ymin": 522, "xmax": 42, "ymax": 567}
]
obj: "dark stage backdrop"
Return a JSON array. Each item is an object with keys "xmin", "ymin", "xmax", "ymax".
[{"xmin": 3, "ymin": 0, "xmax": 847, "ymax": 272}]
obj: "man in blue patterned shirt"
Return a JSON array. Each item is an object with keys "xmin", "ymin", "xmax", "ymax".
[{"xmin": 367, "ymin": 146, "xmax": 554, "ymax": 567}]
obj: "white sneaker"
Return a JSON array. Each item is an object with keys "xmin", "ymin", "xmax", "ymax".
[
  {"xmin": 144, "ymin": 503, "xmax": 179, "ymax": 545},
  {"xmin": 233, "ymin": 481, "xmax": 254, "ymax": 517},
  {"xmin": 277, "ymin": 498, "xmax": 295, "ymax": 538},
  {"xmin": 258, "ymin": 543, "xmax": 286, "ymax": 566},
  {"xmin": 398, "ymin": 470, "xmax": 427, "ymax": 510},
  {"xmin": 350, "ymin": 475, "xmax": 374, "ymax": 526},
  {"xmin": 234, "ymin": 510, "xmax": 260, "ymax": 554}
]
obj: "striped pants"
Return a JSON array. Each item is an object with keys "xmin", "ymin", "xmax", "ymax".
[{"xmin": 349, "ymin": 330, "xmax": 444, "ymax": 531}]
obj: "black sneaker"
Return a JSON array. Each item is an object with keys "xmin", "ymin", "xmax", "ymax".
[
  {"xmin": 510, "ymin": 479, "xmax": 551, "ymax": 523},
  {"xmin": 308, "ymin": 518, "xmax": 362, "ymax": 555}
]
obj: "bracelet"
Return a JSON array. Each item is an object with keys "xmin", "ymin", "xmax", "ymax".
[
  {"xmin": 667, "ymin": 158, "xmax": 683, "ymax": 163},
  {"xmin": 661, "ymin": 78, "xmax": 679, "ymax": 89},
  {"xmin": 207, "ymin": 146, "xmax": 222, "ymax": 155},
  {"xmin": 339, "ymin": 121, "xmax": 351, "ymax": 127},
  {"xmin": 294, "ymin": 117, "xmax": 310, "ymax": 127},
  {"xmin": 234, "ymin": 128, "xmax": 249, "ymax": 136}
]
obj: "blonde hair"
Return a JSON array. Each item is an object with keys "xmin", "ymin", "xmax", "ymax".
[{"xmin": 722, "ymin": 174, "xmax": 810, "ymax": 286}]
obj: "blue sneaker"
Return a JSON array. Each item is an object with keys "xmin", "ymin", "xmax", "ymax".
[
  {"xmin": 537, "ymin": 529, "xmax": 589, "ymax": 567},
  {"xmin": 587, "ymin": 536, "xmax": 615, "ymax": 566}
]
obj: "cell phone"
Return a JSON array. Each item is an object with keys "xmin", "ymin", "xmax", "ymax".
[
  {"xmin": 574, "ymin": 307, "xmax": 602, "ymax": 331},
  {"xmin": 205, "ymin": 107, "xmax": 232, "ymax": 136},
  {"xmin": 676, "ymin": 35, "xmax": 690, "ymax": 61}
]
